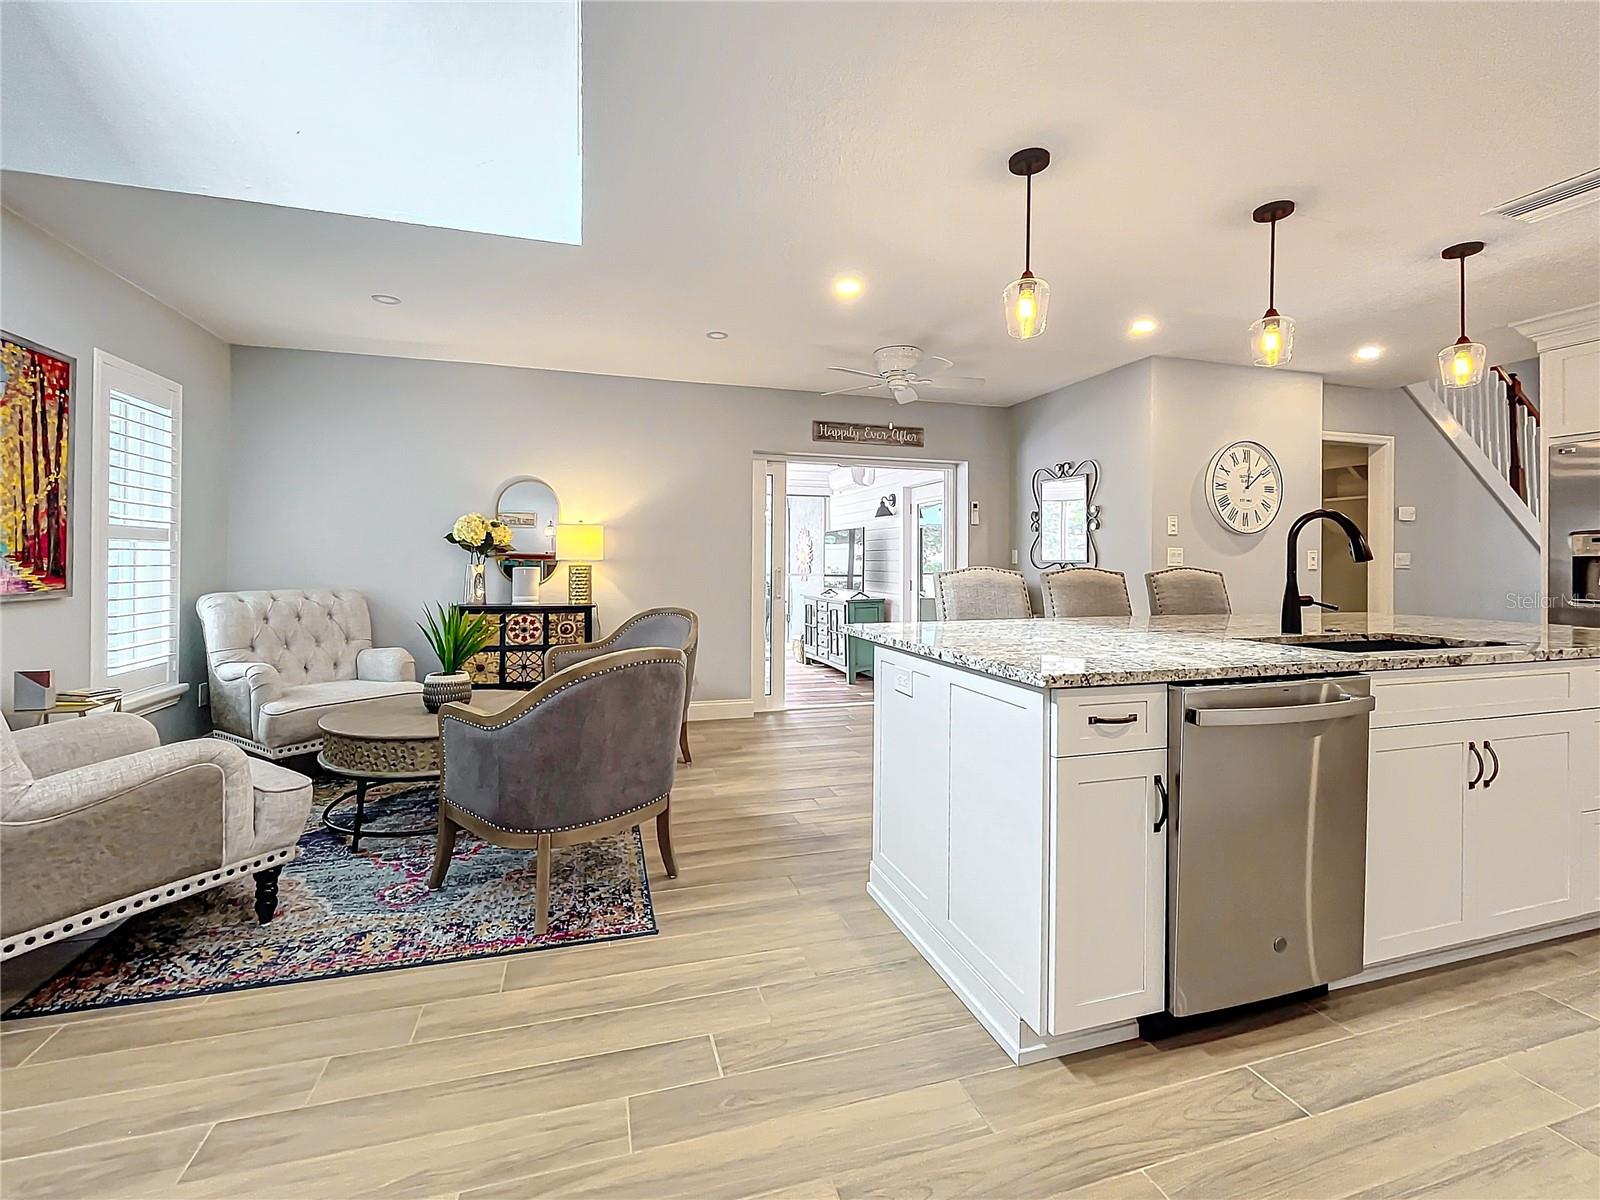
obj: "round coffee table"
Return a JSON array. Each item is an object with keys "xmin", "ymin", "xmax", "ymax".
[{"xmin": 317, "ymin": 691, "xmax": 518, "ymax": 850}]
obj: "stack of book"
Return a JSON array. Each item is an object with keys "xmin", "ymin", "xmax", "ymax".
[{"xmin": 53, "ymin": 687, "xmax": 121, "ymax": 712}]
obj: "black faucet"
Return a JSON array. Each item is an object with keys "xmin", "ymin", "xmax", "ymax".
[{"xmin": 1281, "ymin": 508, "xmax": 1374, "ymax": 634}]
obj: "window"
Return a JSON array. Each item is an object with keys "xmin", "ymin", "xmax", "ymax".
[{"xmin": 92, "ymin": 352, "xmax": 182, "ymax": 701}]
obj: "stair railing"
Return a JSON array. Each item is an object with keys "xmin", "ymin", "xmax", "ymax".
[{"xmin": 1492, "ymin": 365, "xmax": 1541, "ymax": 515}]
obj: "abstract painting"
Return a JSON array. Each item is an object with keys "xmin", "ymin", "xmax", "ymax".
[{"xmin": 1, "ymin": 333, "xmax": 74, "ymax": 599}]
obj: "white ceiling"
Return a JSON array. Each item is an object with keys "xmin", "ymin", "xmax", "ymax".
[
  {"xmin": 3, "ymin": 2, "xmax": 582, "ymax": 243},
  {"xmin": 2, "ymin": 1, "xmax": 1596, "ymax": 406}
]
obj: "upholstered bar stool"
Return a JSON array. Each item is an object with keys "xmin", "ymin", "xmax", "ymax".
[
  {"xmin": 933, "ymin": 567, "xmax": 1033, "ymax": 620},
  {"xmin": 1040, "ymin": 567, "xmax": 1133, "ymax": 618},
  {"xmin": 1145, "ymin": 568, "xmax": 1232, "ymax": 616}
]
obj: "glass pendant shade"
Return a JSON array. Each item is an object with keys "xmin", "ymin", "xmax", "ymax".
[
  {"xmin": 1439, "ymin": 339, "xmax": 1487, "ymax": 390},
  {"xmin": 1249, "ymin": 312, "xmax": 1295, "ymax": 367},
  {"xmin": 1004, "ymin": 274, "xmax": 1050, "ymax": 340}
]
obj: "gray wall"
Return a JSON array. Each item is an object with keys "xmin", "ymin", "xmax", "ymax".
[
  {"xmin": 1010, "ymin": 360, "xmax": 1155, "ymax": 610},
  {"xmin": 1148, "ymin": 358, "xmax": 1326, "ymax": 613},
  {"xmin": 226, "ymin": 347, "xmax": 1014, "ymax": 703},
  {"xmin": 1323, "ymin": 383, "xmax": 1540, "ymax": 620},
  {"xmin": 0, "ymin": 209, "xmax": 232, "ymax": 738}
]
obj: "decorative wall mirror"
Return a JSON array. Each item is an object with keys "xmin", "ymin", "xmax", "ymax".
[
  {"xmin": 493, "ymin": 475, "xmax": 560, "ymax": 582},
  {"xmin": 1029, "ymin": 460, "xmax": 1102, "ymax": 569}
]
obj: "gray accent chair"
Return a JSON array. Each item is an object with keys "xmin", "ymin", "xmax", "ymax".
[
  {"xmin": 1041, "ymin": 567, "xmax": 1133, "ymax": 618},
  {"xmin": 197, "ymin": 589, "xmax": 421, "ymax": 759},
  {"xmin": 934, "ymin": 567, "xmax": 1033, "ymax": 620},
  {"xmin": 544, "ymin": 607, "xmax": 699, "ymax": 763},
  {"xmin": 431, "ymin": 648, "xmax": 688, "ymax": 936},
  {"xmin": 1146, "ymin": 567, "xmax": 1233, "ymax": 616},
  {"xmin": 1, "ymin": 713, "xmax": 314, "ymax": 959}
]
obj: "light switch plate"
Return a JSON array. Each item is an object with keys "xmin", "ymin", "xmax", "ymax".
[
  {"xmin": 1167, "ymin": 546, "xmax": 1184, "ymax": 566},
  {"xmin": 1306, "ymin": 548, "xmax": 1320, "ymax": 571},
  {"xmin": 970, "ymin": 501, "xmax": 981, "ymax": 526},
  {"xmin": 1167, "ymin": 515, "xmax": 1179, "ymax": 536},
  {"xmin": 1010, "ymin": 549, "xmax": 1019, "ymax": 565},
  {"xmin": 1395, "ymin": 551, "xmax": 1412, "ymax": 568},
  {"xmin": 1397, "ymin": 506, "xmax": 1417, "ymax": 522}
]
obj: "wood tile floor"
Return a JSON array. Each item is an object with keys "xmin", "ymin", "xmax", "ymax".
[
  {"xmin": 0, "ymin": 707, "xmax": 1596, "ymax": 1199},
  {"xmin": 784, "ymin": 658, "xmax": 875, "ymax": 708}
]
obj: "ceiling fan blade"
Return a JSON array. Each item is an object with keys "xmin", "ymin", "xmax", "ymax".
[
  {"xmin": 923, "ymin": 355, "xmax": 956, "ymax": 372},
  {"xmin": 821, "ymin": 382, "xmax": 887, "ymax": 397},
  {"xmin": 827, "ymin": 366, "xmax": 886, "ymax": 380},
  {"xmin": 924, "ymin": 375, "xmax": 986, "ymax": 390}
]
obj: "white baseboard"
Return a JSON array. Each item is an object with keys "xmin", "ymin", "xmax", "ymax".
[
  {"xmin": 868, "ymin": 864, "xmax": 1138, "ymax": 1064},
  {"xmin": 687, "ymin": 699, "xmax": 755, "ymax": 722},
  {"xmin": 1336, "ymin": 913, "xmax": 1600, "ymax": 990}
]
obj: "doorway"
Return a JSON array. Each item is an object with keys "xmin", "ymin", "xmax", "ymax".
[
  {"xmin": 752, "ymin": 456, "xmax": 959, "ymax": 711},
  {"xmin": 1321, "ymin": 431, "xmax": 1395, "ymax": 616}
]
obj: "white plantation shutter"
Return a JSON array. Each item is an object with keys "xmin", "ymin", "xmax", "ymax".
[{"xmin": 94, "ymin": 354, "xmax": 182, "ymax": 697}]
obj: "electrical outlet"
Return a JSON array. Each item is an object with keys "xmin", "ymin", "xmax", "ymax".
[
  {"xmin": 1010, "ymin": 549, "xmax": 1019, "ymax": 565},
  {"xmin": 197, "ymin": 681, "xmax": 209, "ymax": 707},
  {"xmin": 1166, "ymin": 546, "xmax": 1184, "ymax": 566},
  {"xmin": 1395, "ymin": 551, "xmax": 1412, "ymax": 569},
  {"xmin": 1397, "ymin": 506, "xmax": 1416, "ymax": 522},
  {"xmin": 1166, "ymin": 515, "xmax": 1179, "ymax": 536},
  {"xmin": 1306, "ymin": 548, "xmax": 1319, "ymax": 571}
]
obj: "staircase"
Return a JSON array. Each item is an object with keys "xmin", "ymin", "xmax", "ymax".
[{"xmin": 1403, "ymin": 365, "xmax": 1542, "ymax": 546}]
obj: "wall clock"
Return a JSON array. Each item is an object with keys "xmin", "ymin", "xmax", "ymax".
[{"xmin": 1206, "ymin": 440, "xmax": 1282, "ymax": 534}]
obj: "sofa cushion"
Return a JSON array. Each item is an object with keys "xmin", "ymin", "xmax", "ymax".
[
  {"xmin": 256, "ymin": 679, "xmax": 424, "ymax": 747},
  {"xmin": 238, "ymin": 758, "xmax": 315, "ymax": 861}
]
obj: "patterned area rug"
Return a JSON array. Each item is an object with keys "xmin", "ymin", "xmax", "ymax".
[{"xmin": 5, "ymin": 780, "xmax": 656, "ymax": 1017}]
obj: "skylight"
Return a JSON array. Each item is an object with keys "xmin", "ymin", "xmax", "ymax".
[{"xmin": 1, "ymin": 2, "xmax": 583, "ymax": 244}]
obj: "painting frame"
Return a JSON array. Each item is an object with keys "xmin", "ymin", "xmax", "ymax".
[{"xmin": 2, "ymin": 331, "xmax": 76, "ymax": 601}]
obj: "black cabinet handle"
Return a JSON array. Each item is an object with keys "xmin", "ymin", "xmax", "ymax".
[
  {"xmin": 1088, "ymin": 713, "xmax": 1140, "ymax": 726},
  {"xmin": 1467, "ymin": 741, "xmax": 1484, "ymax": 790},
  {"xmin": 1483, "ymin": 740, "xmax": 1500, "ymax": 789},
  {"xmin": 1153, "ymin": 774, "xmax": 1170, "ymax": 833}
]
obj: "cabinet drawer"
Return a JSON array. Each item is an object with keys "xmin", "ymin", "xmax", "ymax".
[
  {"xmin": 1372, "ymin": 663, "xmax": 1599, "ymax": 728},
  {"xmin": 1051, "ymin": 687, "xmax": 1167, "ymax": 756}
]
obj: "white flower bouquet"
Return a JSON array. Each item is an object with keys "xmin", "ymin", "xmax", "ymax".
[{"xmin": 445, "ymin": 512, "xmax": 514, "ymax": 561}]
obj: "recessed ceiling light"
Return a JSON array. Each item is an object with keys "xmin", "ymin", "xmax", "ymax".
[
  {"xmin": 1128, "ymin": 317, "xmax": 1159, "ymax": 336},
  {"xmin": 1355, "ymin": 344, "xmax": 1384, "ymax": 361},
  {"xmin": 832, "ymin": 275, "xmax": 865, "ymax": 302},
  {"xmin": 705, "ymin": 330, "xmax": 729, "ymax": 340},
  {"xmin": 370, "ymin": 293, "xmax": 401, "ymax": 305}
]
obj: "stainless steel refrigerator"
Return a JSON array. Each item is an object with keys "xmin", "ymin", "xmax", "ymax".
[{"xmin": 1547, "ymin": 437, "xmax": 1600, "ymax": 628}]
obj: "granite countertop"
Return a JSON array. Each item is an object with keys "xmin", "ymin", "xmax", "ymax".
[{"xmin": 844, "ymin": 613, "xmax": 1600, "ymax": 689}]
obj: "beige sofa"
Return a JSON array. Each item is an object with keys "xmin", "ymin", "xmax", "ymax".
[
  {"xmin": 197, "ymin": 588, "xmax": 421, "ymax": 759},
  {"xmin": 1, "ymin": 713, "xmax": 314, "ymax": 960}
]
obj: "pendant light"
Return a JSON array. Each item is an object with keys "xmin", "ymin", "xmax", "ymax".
[
  {"xmin": 1003, "ymin": 147, "xmax": 1051, "ymax": 340},
  {"xmin": 1438, "ymin": 241, "xmax": 1487, "ymax": 390},
  {"xmin": 1248, "ymin": 200, "xmax": 1296, "ymax": 367}
]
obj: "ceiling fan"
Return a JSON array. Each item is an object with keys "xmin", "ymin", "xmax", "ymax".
[{"xmin": 821, "ymin": 345, "xmax": 984, "ymax": 405}]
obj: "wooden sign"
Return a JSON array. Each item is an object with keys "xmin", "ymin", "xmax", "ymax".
[{"xmin": 812, "ymin": 420, "xmax": 925, "ymax": 448}]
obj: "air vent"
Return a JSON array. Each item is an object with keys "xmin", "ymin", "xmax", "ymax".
[{"xmin": 1486, "ymin": 168, "xmax": 1600, "ymax": 223}]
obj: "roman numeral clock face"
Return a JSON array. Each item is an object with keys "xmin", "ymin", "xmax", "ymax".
[{"xmin": 1207, "ymin": 440, "xmax": 1283, "ymax": 534}]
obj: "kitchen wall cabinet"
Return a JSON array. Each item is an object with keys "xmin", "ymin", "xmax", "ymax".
[
  {"xmin": 1050, "ymin": 749, "xmax": 1167, "ymax": 1035},
  {"xmin": 1366, "ymin": 707, "xmax": 1596, "ymax": 965}
]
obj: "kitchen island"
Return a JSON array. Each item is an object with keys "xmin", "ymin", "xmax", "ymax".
[{"xmin": 846, "ymin": 613, "xmax": 1600, "ymax": 1063}]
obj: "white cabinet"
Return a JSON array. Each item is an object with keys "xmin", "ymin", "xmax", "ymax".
[
  {"xmin": 1050, "ymin": 749, "xmax": 1167, "ymax": 1035},
  {"xmin": 1366, "ymin": 709, "xmax": 1595, "ymax": 965},
  {"xmin": 1540, "ymin": 340, "xmax": 1600, "ymax": 439},
  {"xmin": 1580, "ymin": 810, "xmax": 1600, "ymax": 915}
]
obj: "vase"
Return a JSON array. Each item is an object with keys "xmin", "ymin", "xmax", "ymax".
[
  {"xmin": 464, "ymin": 560, "xmax": 487, "ymax": 605},
  {"xmin": 423, "ymin": 671, "xmax": 472, "ymax": 713}
]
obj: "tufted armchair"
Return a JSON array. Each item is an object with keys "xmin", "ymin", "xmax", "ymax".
[{"xmin": 197, "ymin": 589, "xmax": 420, "ymax": 759}]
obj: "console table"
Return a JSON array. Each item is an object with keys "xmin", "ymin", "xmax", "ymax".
[
  {"xmin": 800, "ymin": 593, "xmax": 885, "ymax": 684},
  {"xmin": 456, "ymin": 603, "xmax": 597, "ymax": 688}
]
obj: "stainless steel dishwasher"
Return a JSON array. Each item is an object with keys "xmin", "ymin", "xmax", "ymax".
[{"xmin": 1166, "ymin": 675, "xmax": 1375, "ymax": 1017}]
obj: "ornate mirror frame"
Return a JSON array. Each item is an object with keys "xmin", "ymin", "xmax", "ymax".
[
  {"xmin": 493, "ymin": 475, "xmax": 561, "ymax": 583},
  {"xmin": 1028, "ymin": 460, "xmax": 1102, "ymax": 569}
]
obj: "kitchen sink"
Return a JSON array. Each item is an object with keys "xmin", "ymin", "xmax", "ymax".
[{"xmin": 1249, "ymin": 634, "xmax": 1516, "ymax": 653}]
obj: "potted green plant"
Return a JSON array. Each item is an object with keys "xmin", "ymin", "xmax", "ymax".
[{"xmin": 418, "ymin": 603, "xmax": 497, "ymax": 712}]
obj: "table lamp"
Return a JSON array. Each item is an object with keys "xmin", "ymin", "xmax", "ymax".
[{"xmin": 556, "ymin": 522, "xmax": 605, "ymax": 605}]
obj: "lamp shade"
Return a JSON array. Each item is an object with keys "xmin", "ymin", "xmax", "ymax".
[{"xmin": 556, "ymin": 522, "xmax": 605, "ymax": 561}]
